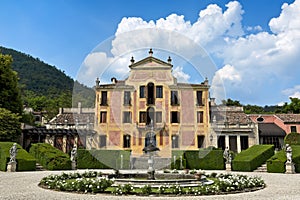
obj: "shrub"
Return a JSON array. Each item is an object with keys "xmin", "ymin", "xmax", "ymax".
[
  {"xmin": 0, "ymin": 142, "xmax": 36, "ymax": 171},
  {"xmin": 29, "ymin": 143, "xmax": 71, "ymax": 170},
  {"xmin": 77, "ymin": 149, "xmax": 131, "ymax": 169},
  {"xmin": 185, "ymin": 148, "xmax": 224, "ymax": 170},
  {"xmin": 232, "ymin": 145, "xmax": 274, "ymax": 171},
  {"xmin": 267, "ymin": 145, "xmax": 300, "ymax": 173},
  {"xmin": 267, "ymin": 150, "xmax": 286, "ymax": 173},
  {"xmin": 284, "ymin": 132, "xmax": 300, "ymax": 145}
]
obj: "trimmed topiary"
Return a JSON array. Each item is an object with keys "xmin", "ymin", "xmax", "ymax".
[
  {"xmin": 77, "ymin": 149, "xmax": 131, "ymax": 169},
  {"xmin": 267, "ymin": 145, "xmax": 300, "ymax": 173},
  {"xmin": 232, "ymin": 145, "xmax": 274, "ymax": 172},
  {"xmin": 29, "ymin": 143, "xmax": 71, "ymax": 170},
  {"xmin": 185, "ymin": 148, "xmax": 224, "ymax": 170},
  {"xmin": 284, "ymin": 132, "xmax": 300, "ymax": 145},
  {"xmin": 0, "ymin": 142, "xmax": 36, "ymax": 171}
]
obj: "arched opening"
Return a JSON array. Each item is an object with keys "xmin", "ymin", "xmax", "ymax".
[
  {"xmin": 146, "ymin": 107, "xmax": 155, "ymax": 125},
  {"xmin": 147, "ymin": 82, "xmax": 155, "ymax": 105}
]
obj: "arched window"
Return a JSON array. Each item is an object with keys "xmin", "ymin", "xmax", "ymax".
[
  {"xmin": 146, "ymin": 107, "xmax": 155, "ymax": 125},
  {"xmin": 147, "ymin": 82, "xmax": 155, "ymax": 105}
]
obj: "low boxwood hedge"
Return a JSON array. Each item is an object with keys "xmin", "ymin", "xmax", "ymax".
[
  {"xmin": 185, "ymin": 148, "xmax": 224, "ymax": 170},
  {"xmin": 232, "ymin": 145, "xmax": 274, "ymax": 172},
  {"xmin": 29, "ymin": 143, "xmax": 71, "ymax": 170},
  {"xmin": 77, "ymin": 149, "xmax": 131, "ymax": 169},
  {"xmin": 267, "ymin": 145, "xmax": 300, "ymax": 173},
  {"xmin": 0, "ymin": 142, "xmax": 36, "ymax": 171}
]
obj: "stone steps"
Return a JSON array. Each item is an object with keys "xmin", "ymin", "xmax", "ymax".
[
  {"xmin": 254, "ymin": 163, "xmax": 267, "ymax": 172},
  {"xmin": 35, "ymin": 163, "xmax": 45, "ymax": 171}
]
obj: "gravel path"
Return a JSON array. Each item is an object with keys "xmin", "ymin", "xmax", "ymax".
[{"xmin": 0, "ymin": 170, "xmax": 300, "ymax": 200}]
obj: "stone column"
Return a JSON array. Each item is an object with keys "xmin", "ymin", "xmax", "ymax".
[
  {"xmin": 225, "ymin": 135, "xmax": 230, "ymax": 149},
  {"xmin": 237, "ymin": 135, "xmax": 241, "ymax": 153},
  {"xmin": 63, "ymin": 135, "xmax": 67, "ymax": 153}
]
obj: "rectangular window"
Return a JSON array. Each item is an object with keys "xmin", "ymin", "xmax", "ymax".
[
  {"xmin": 156, "ymin": 112, "xmax": 162, "ymax": 123},
  {"xmin": 124, "ymin": 91, "xmax": 131, "ymax": 105},
  {"xmin": 172, "ymin": 135, "xmax": 179, "ymax": 148},
  {"xmin": 197, "ymin": 135, "xmax": 205, "ymax": 148},
  {"xmin": 171, "ymin": 111, "xmax": 180, "ymax": 123},
  {"xmin": 100, "ymin": 111, "xmax": 107, "ymax": 123},
  {"xmin": 240, "ymin": 136, "xmax": 249, "ymax": 150},
  {"xmin": 123, "ymin": 135, "xmax": 131, "ymax": 148},
  {"xmin": 99, "ymin": 135, "xmax": 107, "ymax": 148},
  {"xmin": 139, "ymin": 112, "xmax": 147, "ymax": 123},
  {"xmin": 291, "ymin": 126, "xmax": 297, "ymax": 133},
  {"xmin": 196, "ymin": 91, "xmax": 203, "ymax": 106},
  {"xmin": 100, "ymin": 91, "xmax": 108, "ymax": 106},
  {"xmin": 197, "ymin": 111, "xmax": 204, "ymax": 123},
  {"xmin": 171, "ymin": 91, "xmax": 179, "ymax": 105},
  {"xmin": 156, "ymin": 86, "xmax": 163, "ymax": 98},
  {"xmin": 123, "ymin": 111, "xmax": 132, "ymax": 123},
  {"xmin": 140, "ymin": 86, "xmax": 145, "ymax": 98}
]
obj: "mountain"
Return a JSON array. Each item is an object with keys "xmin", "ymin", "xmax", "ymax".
[{"xmin": 0, "ymin": 46, "xmax": 95, "ymax": 109}]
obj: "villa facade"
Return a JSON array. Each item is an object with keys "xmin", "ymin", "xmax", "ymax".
[{"xmin": 94, "ymin": 49, "xmax": 211, "ymax": 158}]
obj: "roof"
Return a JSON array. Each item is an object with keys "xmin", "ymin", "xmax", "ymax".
[
  {"xmin": 49, "ymin": 113, "xmax": 94, "ymax": 125},
  {"xmin": 22, "ymin": 127, "xmax": 96, "ymax": 136},
  {"xmin": 276, "ymin": 114, "xmax": 300, "ymax": 123},
  {"xmin": 129, "ymin": 55, "xmax": 172, "ymax": 69},
  {"xmin": 258, "ymin": 123, "xmax": 286, "ymax": 137},
  {"xmin": 211, "ymin": 110, "xmax": 251, "ymax": 125}
]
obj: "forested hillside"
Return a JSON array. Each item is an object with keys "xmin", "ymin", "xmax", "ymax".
[{"xmin": 0, "ymin": 46, "xmax": 94, "ymax": 120}]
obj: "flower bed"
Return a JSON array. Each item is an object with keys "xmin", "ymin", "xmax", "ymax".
[{"xmin": 39, "ymin": 171, "xmax": 265, "ymax": 196}]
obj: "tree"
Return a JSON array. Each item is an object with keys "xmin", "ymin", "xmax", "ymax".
[
  {"xmin": 282, "ymin": 98, "xmax": 300, "ymax": 114},
  {"xmin": 221, "ymin": 98, "xmax": 242, "ymax": 106},
  {"xmin": 0, "ymin": 108, "xmax": 21, "ymax": 141},
  {"xmin": 0, "ymin": 54, "xmax": 23, "ymax": 114}
]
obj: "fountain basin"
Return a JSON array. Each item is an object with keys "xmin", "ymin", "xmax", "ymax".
[{"xmin": 111, "ymin": 172, "xmax": 214, "ymax": 188}]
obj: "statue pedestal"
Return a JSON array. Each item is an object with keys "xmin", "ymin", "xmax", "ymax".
[
  {"xmin": 71, "ymin": 161, "xmax": 77, "ymax": 170},
  {"xmin": 285, "ymin": 162, "xmax": 295, "ymax": 174},
  {"xmin": 7, "ymin": 161, "xmax": 17, "ymax": 172},
  {"xmin": 225, "ymin": 162, "xmax": 231, "ymax": 171}
]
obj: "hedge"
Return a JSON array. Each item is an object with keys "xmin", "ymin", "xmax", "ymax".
[
  {"xmin": 29, "ymin": 143, "xmax": 71, "ymax": 170},
  {"xmin": 232, "ymin": 145, "xmax": 274, "ymax": 172},
  {"xmin": 267, "ymin": 145, "xmax": 300, "ymax": 173},
  {"xmin": 284, "ymin": 132, "xmax": 300, "ymax": 145},
  {"xmin": 185, "ymin": 148, "xmax": 224, "ymax": 170},
  {"xmin": 77, "ymin": 149, "xmax": 131, "ymax": 169},
  {"xmin": 0, "ymin": 142, "xmax": 36, "ymax": 171}
]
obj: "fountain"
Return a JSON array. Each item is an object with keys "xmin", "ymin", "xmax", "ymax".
[
  {"xmin": 142, "ymin": 120, "xmax": 160, "ymax": 180},
  {"xmin": 111, "ymin": 120, "xmax": 214, "ymax": 188}
]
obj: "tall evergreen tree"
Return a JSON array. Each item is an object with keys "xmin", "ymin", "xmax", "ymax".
[{"xmin": 0, "ymin": 54, "xmax": 23, "ymax": 114}]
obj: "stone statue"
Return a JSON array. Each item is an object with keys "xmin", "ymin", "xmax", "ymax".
[
  {"xmin": 223, "ymin": 147, "xmax": 231, "ymax": 163},
  {"xmin": 9, "ymin": 143, "xmax": 18, "ymax": 163},
  {"xmin": 70, "ymin": 145, "xmax": 77, "ymax": 162},
  {"xmin": 285, "ymin": 144, "xmax": 292, "ymax": 163}
]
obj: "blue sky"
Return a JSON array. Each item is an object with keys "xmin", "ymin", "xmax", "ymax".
[{"xmin": 0, "ymin": 0, "xmax": 299, "ymax": 106}]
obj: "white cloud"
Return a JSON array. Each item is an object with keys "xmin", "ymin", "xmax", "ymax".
[
  {"xmin": 172, "ymin": 66, "xmax": 191, "ymax": 82},
  {"xmin": 246, "ymin": 25, "xmax": 262, "ymax": 32},
  {"xmin": 282, "ymin": 85, "xmax": 300, "ymax": 99},
  {"xmin": 77, "ymin": 0, "xmax": 300, "ymax": 105}
]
